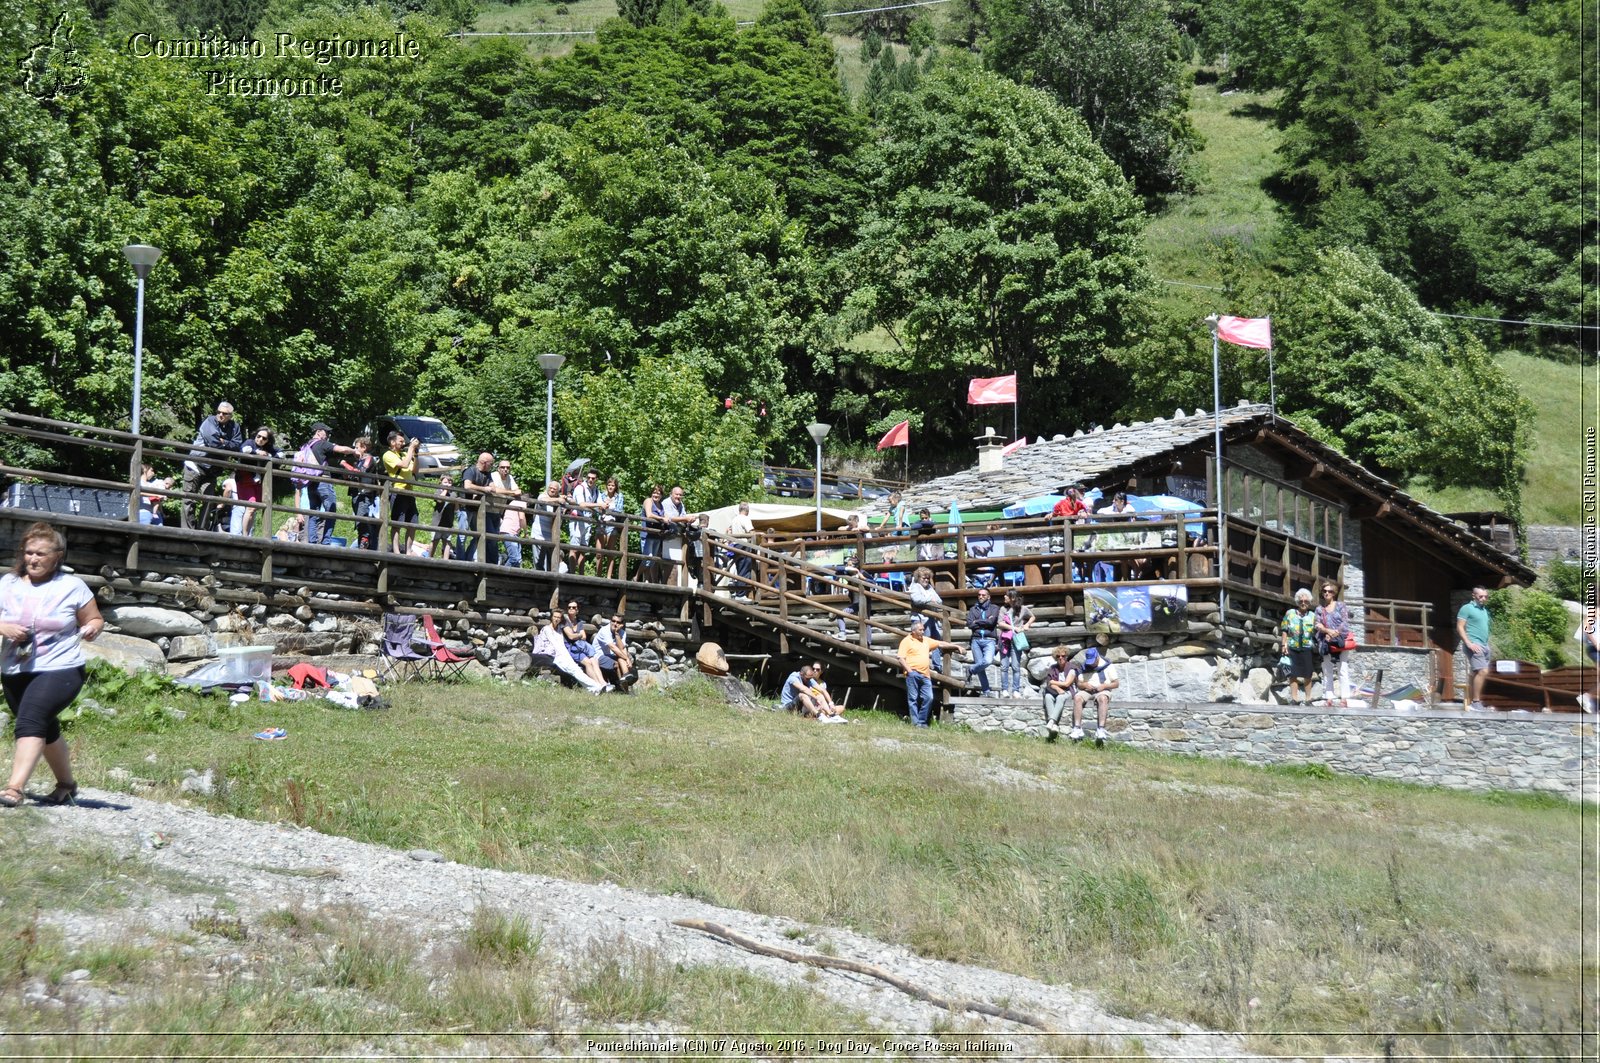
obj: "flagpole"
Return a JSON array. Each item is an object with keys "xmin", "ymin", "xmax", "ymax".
[
  {"xmin": 1267, "ymin": 317, "xmax": 1276, "ymax": 415},
  {"xmin": 1207, "ymin": 316, "xmax": 1227, "ymax": 627}
]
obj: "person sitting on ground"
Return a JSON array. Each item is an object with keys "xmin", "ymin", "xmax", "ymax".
[
  {"xmin": 556, "ymin": 601, "xmax": 595, "ymax": 659},
  {"xmin": 806, "ymin": 666, "xmax": 849, "ymax": 723},
  {"xmin": 1071, "ymin": 645, "xmax": 1119, "ymax": 745},
  {"xmin": 779, "ymin": 662, "xmax": 825, "ymax": 716},
  {"xmin": 1041, "ymin": 647, "xmax": 1079, "ymax": 738},
  {"xmin": 274, "ymin": 513, "xmax": 307, "ymax": 543},
  {"xmin": 531, "ymin": 616, "xmax": 610, "ymax": 694},
  {"xmin": 594, "ymin": 613, "xmax": 637, "ymax": 688}
]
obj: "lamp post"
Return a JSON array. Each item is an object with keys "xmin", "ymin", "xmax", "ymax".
[
  {"xmin": 123, "ymin": 244, "xmax": 162, "ymax": 437},
  {"xmin": 806, "ymin": 422, "xmax": 830, "ymax": 532},
  {"xmin": 537, "ymin": 352, "xmax": 566, "ymax": 488}
]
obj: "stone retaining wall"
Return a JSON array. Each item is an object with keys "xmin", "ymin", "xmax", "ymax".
[
  {"xmin": 953, "ymin": 699, "xmax": 1596, "ymax": 802},
  {"xmin": 79, "ymin": 572, "xmax": 702, "ymax": 683}
]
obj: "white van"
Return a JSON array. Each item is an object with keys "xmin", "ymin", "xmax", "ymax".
[{"xmin": 364, "ymin": 415, "xmax": 463, "ymax": 478}]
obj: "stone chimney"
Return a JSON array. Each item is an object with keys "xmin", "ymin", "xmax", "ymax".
[{"xmin": 975, "ymin": 426, "xmax": 1006, "ymax": 472}]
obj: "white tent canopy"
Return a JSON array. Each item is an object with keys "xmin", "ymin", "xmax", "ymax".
[{"xmin": 698, "ymin": 502, "xmax": 855, "ymax": 534}]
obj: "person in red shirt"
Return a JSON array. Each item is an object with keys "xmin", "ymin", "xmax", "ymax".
[{"xmin": 1050, "ymin": 486, "xmax": 1089, "ymax": 520}]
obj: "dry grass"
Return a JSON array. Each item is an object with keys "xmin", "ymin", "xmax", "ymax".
[{"xmin": 62, "ymin": 674, "xmax": 1594, "ymax": 1058}]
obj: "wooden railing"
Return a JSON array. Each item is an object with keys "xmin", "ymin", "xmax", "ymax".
[
  {"xmin": 761, "ymin": 464, "xmax": 909, "ymax": 500},
  {"xmin": 1356, "ymin": 598, "xmax": 1434, "ymax": 648},
  {"xmin": 0, "ymin": 410, "xmax": 693, "ymax": 584}
]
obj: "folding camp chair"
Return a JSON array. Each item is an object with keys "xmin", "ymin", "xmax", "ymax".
[
  {"xmin": 420, "ymin": 614, "xmax": 474, "ymax": 681},
  {"xmin": 380, "ymin": 613, "xmax": 431, "ymax": 683}
]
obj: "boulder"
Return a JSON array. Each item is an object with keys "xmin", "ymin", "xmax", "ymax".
[
  {"xmin": 256, "ymin": 631, "xmax": 344, "ymax": 657},
  {"xmin": 83, "ymin": 632, "xmax": 166, "ymax": 675},
  {"xmin": 102, "ymin": 606, "xmax": 204, "ymax": 639},
  {"xmin": 695, "ymin": 642, "xmax": 731, "ymax": 676},
  {"xmin": 165, "ymin": 635, "xmax": 215, "ymax": 662},
  {"xmin": 1238, "ymin": 668, "xmax": 1275, "ymax": 705}
]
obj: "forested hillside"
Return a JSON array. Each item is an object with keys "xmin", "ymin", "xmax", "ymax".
[{"xmin": 0, "ymin": 0, "xmax": 1588, "ymax": 519}]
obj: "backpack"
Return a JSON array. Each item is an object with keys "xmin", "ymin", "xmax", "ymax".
[{"xmin": 290, "ymin": 441, "xmax": 320, "ymax": 486}]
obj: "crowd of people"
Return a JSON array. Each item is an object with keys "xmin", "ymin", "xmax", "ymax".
[{"xmin": 148, "ymin": 402, "xmax": 751, "ymax": 587}]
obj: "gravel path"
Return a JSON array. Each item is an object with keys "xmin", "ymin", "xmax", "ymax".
[{"xmin": 29, "ymin": 789, "xmax": 1280, "ymax": 1060}]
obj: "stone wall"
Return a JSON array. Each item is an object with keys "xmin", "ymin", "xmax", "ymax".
[
  {"xmin": 79, "ymin": 571, "xmax": 701, "ymax": 683},
  {"xmin": 953, "ymin": 699, "xmax": 1596, "ymax": 802}
]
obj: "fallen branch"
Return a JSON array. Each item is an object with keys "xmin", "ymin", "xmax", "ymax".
[{"xmin": 671, "ymin": 918, "xmax": 1051, "ymax": 1031}]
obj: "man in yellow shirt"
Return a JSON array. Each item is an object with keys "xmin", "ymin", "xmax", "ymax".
[{"xmin": 381, "ymin": 431, "xmax": 422, "ymax": 555}]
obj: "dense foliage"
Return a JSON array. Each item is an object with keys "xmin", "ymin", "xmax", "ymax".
[
  {"xmin": 1205, "ymin": 0, "xmax": 1590, "ymax": 329},
  {"xmin": 984, "ymin": 0, "xmax": 1200, "ymax": 198},
  {"xmin": 0, "ymin": 0, "xmax": 1555, "ymax": 515}
]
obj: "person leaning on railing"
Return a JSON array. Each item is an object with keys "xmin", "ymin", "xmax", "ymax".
[{"xmin": 181, "ymin": 401, "xmax": 243, "ymax": 531}]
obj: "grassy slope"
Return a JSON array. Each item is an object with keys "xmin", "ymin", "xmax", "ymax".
[
  {"xmin": 1403, "ymin": 349, "xmax": 1593, "ymax": 526},
  {"xmin": 1143, "ymin": 79, "xmax": 1587, "ymax": 527},
  {"xmin": 61, "ymin": 675, "xmax": 1592, "ymax": 1058}
]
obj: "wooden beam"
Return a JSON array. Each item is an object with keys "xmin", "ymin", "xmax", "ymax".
[{"xmin": 1351, "ymin": 500, "xmax": 1393, "ymax": 520}]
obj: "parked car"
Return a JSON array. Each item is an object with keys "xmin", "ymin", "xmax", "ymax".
[{"xmin": 362, "ymin": 415, "xmax": 463, "ymax": 477}]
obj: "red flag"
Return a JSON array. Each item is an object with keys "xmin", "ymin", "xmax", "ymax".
[
  {"xmin": 1001, "ymin": 437, "xmax": 1027, "ymax": 456},
  {"xmin": 876, "ymin": 420, "xmax": 910, "ymax": 450},
  {"xmin": 967, "ymin": 373, "xmax": 1018, "ymax": 405},
  {"xmin": 1215, "ymin": 316, "xmax": 1272, "ymax": 349}
]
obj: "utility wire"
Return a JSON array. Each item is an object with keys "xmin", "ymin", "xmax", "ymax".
[{"xmin": 1160, "ymin": 279, "xmax": 1597, "ymax": 332}]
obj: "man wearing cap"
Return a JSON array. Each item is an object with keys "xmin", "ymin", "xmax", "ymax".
[
  {"xmin": 305, "ymin": 423, "xmax": 359, "ymax": 546},
  {"xmin": 181, "ymin": 401, "xmax": 244, "ymax": 530},
  {"xmin": 1071, "ymin": 645, "xmax": 1120, "ymax": 746}
]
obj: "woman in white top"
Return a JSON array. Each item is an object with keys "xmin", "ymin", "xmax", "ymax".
[{"xmin": 0, "ymin": 523, "xmax": 104, "ymax": 807}]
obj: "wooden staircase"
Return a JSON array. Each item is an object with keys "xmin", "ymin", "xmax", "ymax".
[{"xmin": 694, "ymin": 541, "xmax": 964, "ymax": 702}]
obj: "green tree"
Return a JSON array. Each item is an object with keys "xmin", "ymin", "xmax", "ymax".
[
  {"xmin": 558, "ymin": 357, "xmax": 760, "ymax": 507},
  {"xmin": 983, "ymin": 0, "xmax": 1199, "ymax": 199},
  {"xmin": 840, "ymin": 59, "xmax": 1151, "ymax": 442},
  {"xmin": 1274, "ymin": 246, "xmax": 1532, "ymax": 516}
]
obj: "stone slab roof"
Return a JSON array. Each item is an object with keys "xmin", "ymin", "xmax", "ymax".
[
  {"xmin": 879, "ymin": 403, "xmax": 1534, "ymax": 584},
  {"xmin": 891, "ymin": 404, "xmax": 1274, "ymax": 513}
]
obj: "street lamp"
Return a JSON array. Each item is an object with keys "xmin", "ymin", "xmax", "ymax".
[
  {"xmin": 806, "ymin": 422, "xmax": 830, "ymax": 532},
  {"xmin": 537, "ymin": 352, "xmax": 566, "ymax": 487},
  {"xmin": 123, "ymin": 244, "xmax": 162, "ymax": 436}
]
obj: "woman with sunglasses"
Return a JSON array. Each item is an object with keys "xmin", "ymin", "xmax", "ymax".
[
  {"xmin": 0, "ymin": 523, "xmax": 103, "ymax": 807},
  {"xmin": 1314, "ymin": 582, "xmax": 1354, "ymax": 707},
  {"xmin": 232, "ymin": 427, "xmax": 279, "ymax": 537}
]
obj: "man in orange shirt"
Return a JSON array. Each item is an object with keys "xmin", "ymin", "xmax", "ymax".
[{"xmin": 897, "ymin": 620, "xmax": 937, "ymax": 727}]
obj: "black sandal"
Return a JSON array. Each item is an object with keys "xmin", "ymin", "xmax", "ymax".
[
  {"xmin": 38, "ymin": 782, "xmax": 77, "ymax": 806},
  {"xmin": 0, "ymin": 786, "xmax": 23, "ymax": 808}
]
